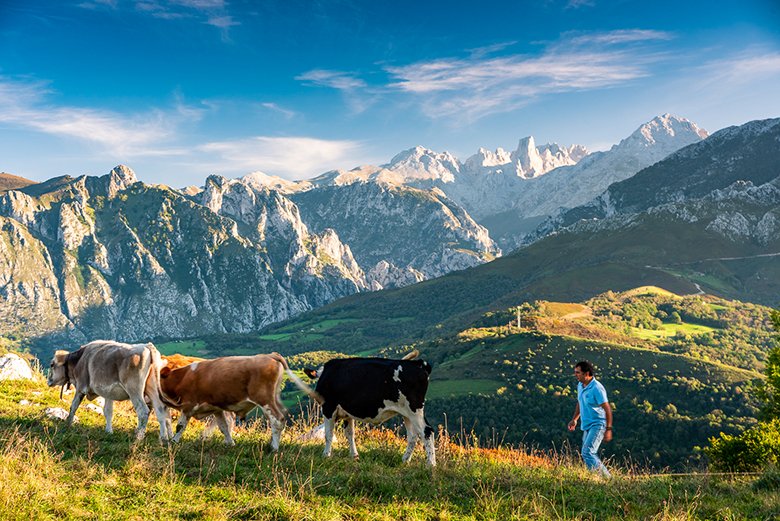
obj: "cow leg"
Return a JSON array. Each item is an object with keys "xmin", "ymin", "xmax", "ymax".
[
  {"xmin": 149, "ymin": 399, "xmax": 171, "ymax": 443},
  {"xmin": 410, "ymin": 409, "xmax": 436, "ymax": 467},
  {"xmin": 262, "ymin": 405, "xmax": 285, "ymax": 452},
  {"xmin": 322, "ymin": 416, "xmax": 335, "ymax": 457},
  {"xmin": 66, "ymin": 391, "xmax": 85, "ymax": 427},
  {"xmin": 129, "ymin": 394, "xmax": 151, "ymax": 441},
  {"xmin": 172, "ymin": 413, "xmax": 190, "ymax": 443},
  {"xmin": 103, "ymin": 399, "xmax": 114, "ymax": 434},
  {"xmin": 402, "ymin": 416, "xmax": 418, "ymax": 463},
  {"xmin": 215, "ymin": 411, "xmax": 235, "ymax": 446},
  {"xmin": 345, "ymin": 418, "xmax": 359, "ymax": 460}
]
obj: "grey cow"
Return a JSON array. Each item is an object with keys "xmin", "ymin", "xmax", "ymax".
[{"xmin": 47, "ymin": 340, "xmax": 172, "ymax": 441}]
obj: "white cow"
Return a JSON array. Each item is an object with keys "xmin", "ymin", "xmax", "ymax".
[{"xmin": 47, "ymin": 340, "xmax": 171, "ymax": 441}]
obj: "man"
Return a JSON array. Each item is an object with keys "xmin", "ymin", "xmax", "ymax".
[{"xmin": 567, "ymin": 360, "xmax": 613, "ymax": 478}]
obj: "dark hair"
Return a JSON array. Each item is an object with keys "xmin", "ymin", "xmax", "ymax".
[{"xmin": 575, "ymin": 360, "xmax": 595, "ymax": 376}]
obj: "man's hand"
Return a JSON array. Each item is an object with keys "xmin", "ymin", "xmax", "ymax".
[
  {"xmin": 604, "ymin": 429, "xmax": 612, "ymax": 442},
  {"xmin": 567, "ymin": 419, "xmax": 576, "ymax": 431}
]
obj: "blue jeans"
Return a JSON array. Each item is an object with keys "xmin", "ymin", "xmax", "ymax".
[{"xmin": 582, "ymin": 425, "xmax": 611, "ymax": 477}]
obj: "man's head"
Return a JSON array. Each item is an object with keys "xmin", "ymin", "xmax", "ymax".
[{"xmin": 574, "ymin": 360, "xmax": 595, "ymax": 384}]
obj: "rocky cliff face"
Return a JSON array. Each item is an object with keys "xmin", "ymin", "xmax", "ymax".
[
  {"xmin": 291, "ymin": 181, "xmax": 500, "ymax": 289},
  {"xmin": 0, "ymin": 167, "xmax": 368, "ymax": 345},
  {"xmin": 529, "ymin": 118, "xmax": 780, "ymax": 251}
]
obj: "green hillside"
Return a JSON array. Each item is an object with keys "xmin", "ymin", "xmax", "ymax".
[
  {"xmin": 1, "ymin": 374, "xmax": 777, "ymax": 520},
  {"xmin": 233, "ymin": 210, "xmax": 779, "ymax": 359},
  {"xmin": 150, "ymin": 289, "xmax": 777, "ymax": 469}
]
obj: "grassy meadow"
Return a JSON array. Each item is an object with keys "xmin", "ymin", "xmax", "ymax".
[{"xmin": 1, "ymin": 374, "xmax": 778, "ymax": 521}]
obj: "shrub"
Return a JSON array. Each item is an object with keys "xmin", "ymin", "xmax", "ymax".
[{"xmin": 706, "ymin": 419, "xmax": 780, "ymax": 471}]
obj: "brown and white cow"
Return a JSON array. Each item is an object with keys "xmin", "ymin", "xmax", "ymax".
[
  {"xmin": 157, "ymin": 353, "xmax": 236, "ymax": 437},
  {"xmin": 47, "ymin": 340, "xmax": 172, "ymax": 441},
  {"xmin": 159, "ymin": 352, "xmax": 309, "ymax": 450}
]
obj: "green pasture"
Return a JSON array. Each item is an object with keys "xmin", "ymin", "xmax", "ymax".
[
  {"xmin": 630, "ymin": 321, "xmax": 720, "ymax": 339},
  {"xmin": 427, "ymin": 379, "xmax": 504, "ymax": 399},
  {"xmin": 156, "ymin": 339, "xmax": 208, "ymax": 356}
]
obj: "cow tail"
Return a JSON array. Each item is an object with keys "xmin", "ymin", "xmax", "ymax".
[
  {"xmin": 146, "ymin": 344, "xmax": 181, "ymax": 407},
  {"xmin": 269, "ymin": 352, "xmax": 324, "ymax": 405}
]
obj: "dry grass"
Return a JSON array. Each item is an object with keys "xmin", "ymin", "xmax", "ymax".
[{"xmin": 0, "ymin": 370, "xmax": 777, "ymax": 520}]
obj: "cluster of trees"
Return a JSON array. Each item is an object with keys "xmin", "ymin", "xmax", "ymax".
[
  {"xmin": 580, "ymin": 292, "xmax": 777, "ymax": 372},
  {"xmin": 707, "ymin": 310, "xmax": 780, "ymax": 471},
  {"xmin": 421, "ymin": 330, "xmax": 760, "ymax": 469}
]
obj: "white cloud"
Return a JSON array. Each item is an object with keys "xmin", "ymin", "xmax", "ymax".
[
  {"xmin": 198, "ymin": 136, "xmax": 370, "ymax": 179},
  {"xmin": 296, "ymin": 69, "xmax": 367, "ymax": 90},
  {"xmin": 566, "ymin": 0, "xmax": 595, "ymax": 9},
  {"xmin": 567, "ymin": 29, "xmax": 674, "ymax": 46},
  {"xmin": 697, "ymin": 50, "xmax": 780, "ymax": 85},
  {"xmin": 0, "ymin": 77, "xmax": 196, "ymax": 157},
  {"xmin": 296, "ymin": 30, "xmax": 671, "ymax": 123},
  {"xmin": 385, "ymin": 50, "xmax": 649, "ymax": 121},
  {"xmin": 260, "ymin": 102, "xmax": 297, "ymax": 119}
]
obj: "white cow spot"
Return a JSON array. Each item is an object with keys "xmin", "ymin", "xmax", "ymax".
[{"xmin": 393, "ymin": 365, "xmax": 403, "ymax": 383}]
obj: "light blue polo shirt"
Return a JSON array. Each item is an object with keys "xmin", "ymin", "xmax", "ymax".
[{"xmin": 577, "ymin": 378, "xmax": 608, "ymax": 431}]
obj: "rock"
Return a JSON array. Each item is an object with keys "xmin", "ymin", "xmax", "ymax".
[
  {"xmin": 45, "ymin": 407, "xmax": 77, "ymax": 423},
  {"xmin": 299, "ymin": 423, "xmax": 325, "ymax": 441},
  {"xmin": 19, "ymin": 399, "xmax": 31, "ymax": 406},
  {"xmin": 84, "ymin": 403, "xmax": 103, "ymax": 415},
  {"xmin": 0, "ymin": 353, "xmax": 34, "ymax": 381}
]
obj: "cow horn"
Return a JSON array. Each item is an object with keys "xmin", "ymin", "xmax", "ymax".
[{"xmin": 402, "ymin": 350, "xmax": 419, "ymax": 360}]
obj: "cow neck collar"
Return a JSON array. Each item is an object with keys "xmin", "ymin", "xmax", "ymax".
[{"xmin": 60, "ymin": 353, "xmax": 73, "ymax": 400}]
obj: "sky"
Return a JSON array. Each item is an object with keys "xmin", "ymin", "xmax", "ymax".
[{"xmin": 1, "ymin": 0, "xmax": 780, "ymax": 187}]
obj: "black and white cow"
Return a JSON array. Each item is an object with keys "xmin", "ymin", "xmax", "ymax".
[{"xmin": 301, "ymin": 355, "xmax": 436, "ymax": 466}]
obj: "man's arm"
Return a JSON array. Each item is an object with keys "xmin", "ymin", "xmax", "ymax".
[
  {"xmin": 601, "ymin": 402, "xmax": 613, "ymax": 442},
  {"xmin": 567, "ymin": 402, "xmax": 580, "ymax": 431}
]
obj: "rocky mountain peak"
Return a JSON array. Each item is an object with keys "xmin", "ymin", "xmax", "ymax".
[
  {"xmin": 385, "ymin": 146, "xmax": 460, "ymax": 183},
  {"xmin": 509, "ymin": 136, "xmax": 588, "ymax": 179},
  {"xmin": 241, "ymin": 171, "xmax": 310, "ymax": 194},
  {"xmin": 464, "ymin": 147, "xmax": 512, "ymax": 170},
  {"xmin": 618, "ymin": 114, "xmax": 708, "ymax": 152}
]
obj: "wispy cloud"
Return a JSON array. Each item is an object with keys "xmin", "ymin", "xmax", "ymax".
[
  {"xmin": 467, "ymin": 41, "xmax": 518, "ymax": 59},
  {"xmin": 385, "ymin": 52, "xmax": 649, "ymax": 120},
  {"xmin": 697, "ymin": 49, "xmax": 780, "ymax": 85},
  {"xmin": 260, "ymin": 102, "xmax": 297, "ymax": 119},
  {"xmin": 199, "ymin": 136, "xmax": 369, "ymax": 179},
  {"xmin": 567, "ymin": 29, "xmax": 674, "ymax": 46},
  {"xmin": 566, "ymin": 0, "xmax": 595, "ymax": 9},
  {"xmin": 79, "ymin": 0, "xmax": 238, "ymax": 35},
  {"xmin": 296, "ymin": 29, "xmax": 672, "ymax": 123},
  {"xmin": 296, "ymin": 69, "xmax": 367, "ymax": 90},
  {"xmin": 0, "ymin": 77, "xmax": 196, "ymax": 157},
  {"xmin": 296, "ymin": 69, "xmax": 377, "ymax": 114},
  {"xmin": 382, "ymin": 30, "xmax": 670, "ymax": 122}
]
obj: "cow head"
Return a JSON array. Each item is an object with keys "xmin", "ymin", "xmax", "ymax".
[
  {"xmin": 47, "ymin": 350, "xmax": 70, "ymax": 387},
  {"xmin": 303, "ymin": 367, "xmax": 323, "ymax": 380}
]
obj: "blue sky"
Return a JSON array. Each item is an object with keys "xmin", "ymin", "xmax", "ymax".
[{"xmin": 1, "ymin": 0, "xmax": 779, "ymax": 186}]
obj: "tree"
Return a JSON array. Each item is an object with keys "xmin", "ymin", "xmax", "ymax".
[
  {"xmin": 757, "ymin": 310, "xmax": 780, "ymax": 420},
  {"xmin": 707, "ymin": 309, "xmax": 780, "ymax": 470}
]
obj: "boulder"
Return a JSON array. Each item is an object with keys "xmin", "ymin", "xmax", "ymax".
[
  {"xmin": 44, "ymin": 407, "xmax": 78, "ymax": 423},
  {"xmin": 0, "ymin": 353, "xmax": 34, "ymax": 381}
]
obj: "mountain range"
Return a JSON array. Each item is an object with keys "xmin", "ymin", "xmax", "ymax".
[{"xmin": 1, "ymin": 114, "xmax": 775, "ymax": 349}]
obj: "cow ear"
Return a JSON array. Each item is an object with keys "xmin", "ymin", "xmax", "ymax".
[
  {"xmin": 160, "ymin": 366, "xmax": 172, "ymax": 378},
  {"xmin": 303, "ymin": 368, "xmax": 317, "ymax": 379}
]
